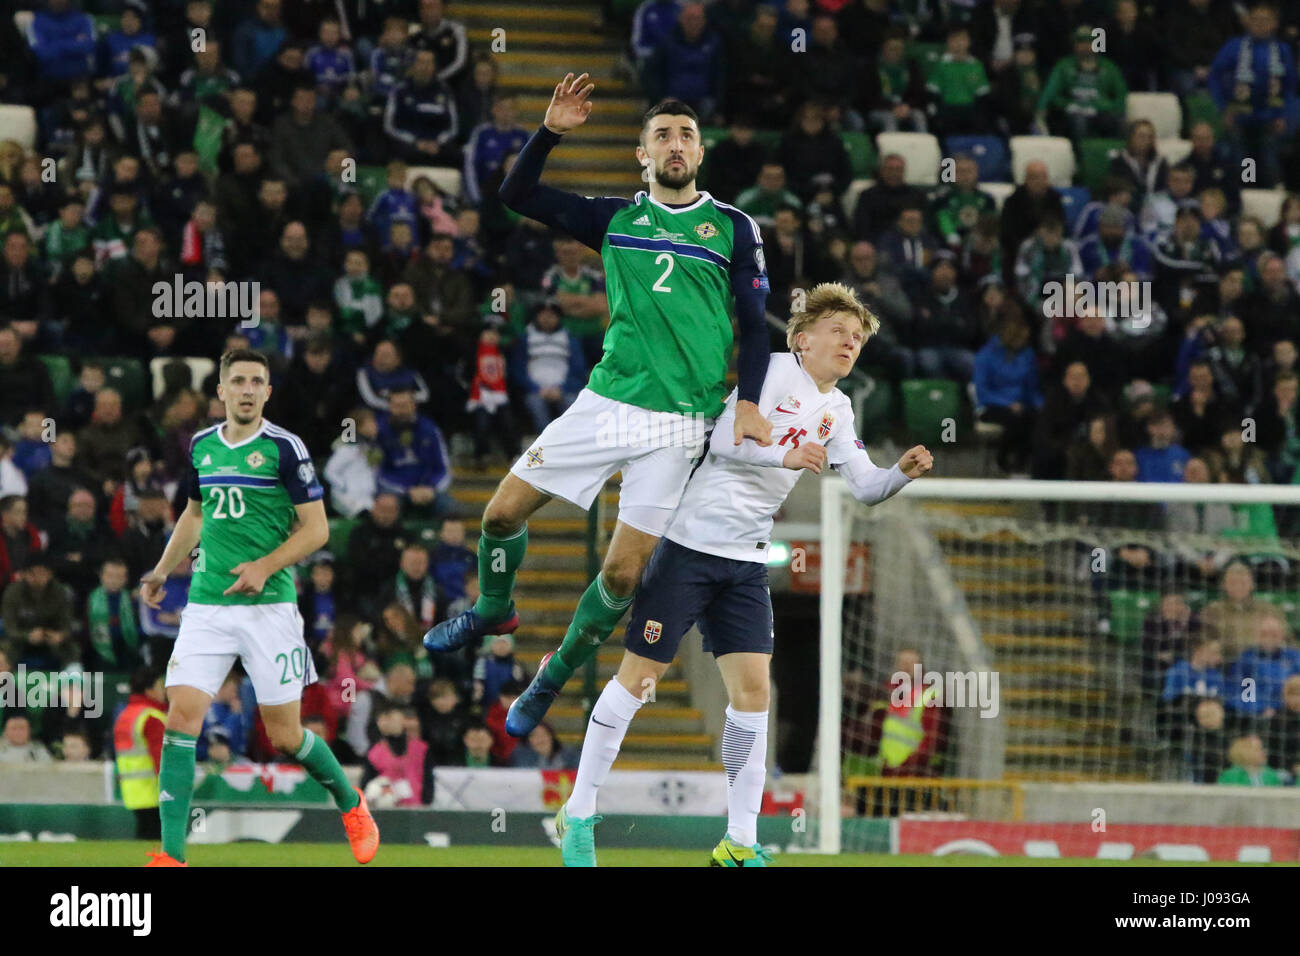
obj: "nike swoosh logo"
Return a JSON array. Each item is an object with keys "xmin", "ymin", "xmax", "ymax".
[
  {"xmin": 592, "ymin": 717, "xmax": 615, "ymax": 729},
  {"xmin": 726, "ymin": 845, "xmax": 745, "ymax": 866},
  {"xmin": 774, "ymin": 404, "xmax": 797, "ymax": 415}
]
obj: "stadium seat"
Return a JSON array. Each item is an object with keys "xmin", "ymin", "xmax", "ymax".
[
  {"xmin": 150, "ymin": 356, "xmax": 216, "ymax": 399},
  {"xmin": 38, "ymin": 355, "xmax": 74, "ymax": 410},
  {"xmin": 900, "ymin": 378, "xmax": 960, "ymax": 446},
  {"xmin": 404, "ymin": 518, "xmax": 443, "ymax": 546},
  {"xmin": 1077, "ymin": 137, "xmax": 1125, "ymax": 192},
  {"xmin": 753, "ymin": 130, "xmax": 782, "ymax": 153},
  {"xmin": 1258, "ymin": 592, "xmax": 1300, "ymax": 631},
  {"xmin": 405, "ymin": 165, "xmax": 463, "ymax": 202},
  {"xmin": 1009, "ymin": 135, "xmax": 1075, "ymax": 187},
  {"xmin": 12, "ymin": 10, "xmax": 32, "ymax": 34},
  {"xmin": 851, "ymin": 373, "xmax": 894, "ymax": 439},
  {"xmin": 1240, "ymin": 188, "xmax": 1286, "ymax": 228},
  {"xmin": 1155, "ymin": 137, "xmax": 1192, "ymax": 166},
  {"xmin": 93, "ymin": 13, "xmax": 121, "ymax": 33},
  {"xmin": 0, "ymin": 105, "xmax": 37, "ymax": 150},
  {"xmin": 701, "ymin": 126, "xmax": 727, "ymax": 150},
  {"xmin": 875, "ymin": 132, "xmax": 941, "ymax": 185},
  {"xmin": 99, "ymin": 357, "xmax": 148, "ymax": 411},
  {"xmin": 978, "ymin": 181, "xmax": 1015, "ymax": 211},
  {"xmin": 1058, "ymin": 186, "xmax": 1092, "ymax": 234},
  {"xmin": 1126, "ymin": 92, "xmax": 1182, "ymax": 140},
  {"xmin": 327, "ymin": 517, "xmax": 358, "ymax": 555},
  {"xmin": 1182, "ymin": 91, "xmax": 1223, "ymax": 136},
  {"xmin": 356, "ymin": 165, "xmax": 387, "ymax": 206},
  {"xmin": 1107, "ymin": 589, "xmax": 1160, "ymax": 643},
  {"xmin": 841, "ymin": 131, "xmax": 877, "ymax": 179},
  {"xmin": 907, "ymin": 41, "xmax": 944, "ymax": 72},
  {"xmin": 944, "ymin": 135, "xmax": 1010, "ymax": 183},
  {"xmin": 842, "ymin": 177, "xmax": 873, "ymax": 219}
]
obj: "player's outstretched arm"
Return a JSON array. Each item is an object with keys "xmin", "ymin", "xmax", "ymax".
[
  {"xmin": 498, "ymin": 72, "xmax": 625, "ymax": 252},
  {"xmin": 141, "ymin": 499, "xmax": 203, "ymax": 609},
  {"xmin": 224, "ymin": 500, "xmax": 329, "ymax": 597}
]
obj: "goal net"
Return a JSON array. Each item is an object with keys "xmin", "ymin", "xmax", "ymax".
[{"xmin": 808, "ymin": 476, "xmax": 1300, "ymax": 861}]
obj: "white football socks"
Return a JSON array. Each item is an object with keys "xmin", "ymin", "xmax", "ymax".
[
  {"xmin": 721, "ymin": 705, "xmax": 768, "ymax": 847},
  {"xmin": 565, "ymin": 679, "xmax": 644, "ymax": 819}
]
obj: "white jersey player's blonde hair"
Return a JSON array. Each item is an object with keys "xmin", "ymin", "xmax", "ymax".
[{"xmin": 785, "ymin": 282, "xmax": 880, "ymax": 354}]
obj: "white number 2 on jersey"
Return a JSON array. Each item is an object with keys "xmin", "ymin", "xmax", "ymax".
[
  {"xmin": 209, "ymin": 486, "xmax": 246, "ymax": 519},
  {"xmin": 652, "ymin": 252, "xmax": 673, "ymax": 293}
]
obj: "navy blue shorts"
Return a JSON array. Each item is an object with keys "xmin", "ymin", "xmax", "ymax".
[{"xmin": 624, "ymin": 537, "xmax": 774, "ymax": 664}]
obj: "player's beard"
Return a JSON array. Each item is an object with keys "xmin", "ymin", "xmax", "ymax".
[
  {"xmin": 229, "ymin": 403, "xmax": 260, "ymax": 425},
  {"xmin": 655, "ymin": 158, "xmax": 694, "ymax": 189}
]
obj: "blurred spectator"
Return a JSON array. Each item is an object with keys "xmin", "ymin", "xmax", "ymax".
[
  {"xmin": 1031, "ymin": 361, "xmax": 1111, "ymax": 479},
  {"xmin": 1264, "ymin": 674, "xmax": 1300, "ymax": 778},
  {"xmin": 418, "ymin": 678, "xmax": 467, "ymax": 765},
  {"xmin": 1065, "ymin": 413, "xmax": 1120, "ymax": 481},
  {"xmin": 1074, "ymin": 178, "xmax": 1135, "ymax": 242},
  {"xmin": 27, "ymin": 0, "xmax": 96, "ymax": 88},
  {"xmin": 972, "ymin": 310, "xmax": 1042, "ymax": 475},
  {"xmin": 1000, "ymin": 161, "xmax": 1064, "ymax": 284},
  {"xmin": 361, "ymin": 702, "xmax": 431, "ymax": 806},
  {"xmin": 878, "ymin": 205, "xmax": 937, "ymax": 297},
  {"xmin": 0, "ymin": 714, "xmax": 52, "ymax": 764},
  {"xmin": 853, "ymin": 154, "xmax": 924, "ymax": 242},
  {"xmin": 645, "ymin": 3, "xmax": 723, "ymax": 122},
  {"xmin": 1161, "ymin": 634, "xmax": 1227, "ymax": 714},
  {"xmin": 456, "ymin": 718, "xmax": 500, "ymax": 767},
  {"xmin": 0, "ymin": 325, "xmax": 55, "ymax": 428},
  {"xmin": 88, "ymin": 557, "xmax": 143, "ymax": 671},
  {"xmin": 1208, "ymin": 1, "xmax": 1297, "ymax": 188},
  {"xmin": 862, "ymin": 29, "xmax": 928, "ymax": 134},
  {"xmin": 777, "ymin": 100, "xmax": 851, "ymax": 205},
  {"xmin": 510, "ymin": 722, "xmax": 579, "ymax": 770},
  {"xmin": 735, "ymin": 163, "xmax": 804, "ymax": 230},
  {"xmin": 0, "ymin": 436, "xmax": 25, "ymax": 498},
  {"xmin": 45, "ymin": 487, "xmax": 114, "ymax": 604},
  {"xmin": 357, "ymin": 340, "xmax": 430, "ymax": 413},
  {"xmin": 1203, "ymin": 420, "xmax": 1269, "ymax": 484},
  {"xmin": 929, "ymin": 155, "xmax": 995, "ymax": 251},
  {"xmin": 325, "ymin": 406, "xmax": 381, "ymax": 519},
  {"xmin": 299, "ymin": 554, "xmax": 338, "ymax": 650},
  {"xmin": 904, "ymin": 254, "xmax": 978, "ymax": 383},
  {"xmin": 1173, "ymin": 361, "xmax": 1230, "ymax": 458},
  {"xmin": 1037, "ymin": 24, "xmax": 1129, "ymax": 143},
  {"xmin": 60, "ymin": 728, "xmax": 90, "ymax": 762},
  {"xmin": 467, "ymin": 328, "xmax": 518, "ymax": 468},
  {"xmin": 1186, "ymin": 121, "xmax": 1241, "ymax": 215},
  {"xmin": 1227, "ymin": 612, "xmax": 1300, "ymax": 718},
  {"xmin": 1109, "ymin": 120, "xmax": 1169, "ymax": 216},
  {"xmin": 1079, "ymin": 204, "xmax": 1153, "ymax": 280},
  {"xmin": 407, "ymin": 0, "xmax": 470, "ymax": 88},
  {"xmin": 701, "ymin": 115, "xmax": 767, "ymax": 205},
  {"xmin": 403, "ymin": 233, "xmax": 476, "ymax": 351},
  {"xmin": 1015, "ymin": 215, "xmax": 1080, "ymax": 317},
  {"xmin": 841, "ymin": 239, "xmax": 915, "ymax": 379},
  {"xmin": 1217, "ymin": 733, "xmax": 1284, "ymax": 785},
  {"xmin": 384, "ymin": 49, "xmax": 460, "ymax": 166},
  {"xmin": 0, "ymin": 495, "xmax": 42, "ymax": 592},
  {"xmin": 1201, "ymin": 561, "xmax": 1269, "ymax": 656},
  {"xmin": 376, "ymin": 387, "xmax": 452, "ymax": 515},
  {"xmin": 510, "ymin": 300, "xmax": 587, "ymax": 433},
  {"xmin": 119, "ymin": 488, "xmax": 172, "ymax": 586},
  {"xmin": 1183, "ymin": 697, "xmax": 1229, "ymax": 783},
  {"xmin": 231, "ymin": 0, "xmax": 287, "ymax": 80},
  {"xmin": 926, "ymin": 24, "xmax": 990, "ymax": 136},
  {"xmin": 381, "ymin": 544, "xmax": 440, "ymax": 635},
  {"xmin": 473, "ymin": 634, "xmax": 525, "ymax": 710},
  {"xmin": 541, "ymin": 235, "xmax": 607, "ymax": 369},
  {"xmin": 345, "ymin": 492, "xmax": 405, "ymax": 598},
  {"xmin": 2, "ymin": 557, "xmax": 74, "ymax": 669},
  {"xmin": 430, "ymin": 520, "xmax": 474, "ymax": 604},
  {"xmin": 280, "ymin": 334, "xmax": 356, "ymax": 462},
  {"xmin": 1142, "ymin": 592, "xmax": 1203, "ymax": 695},
  {"xmin": 463, "ymin": 93, "xmax": 529, "ymax": 206},
  {"xmin": 1135, "ymin": 409, "xmax": 1191, "ymax": 482},
  {"xmin": 1245, "ymin": 254, "xmax": 1300, "ymax": 357},
  {"xmin": 78, "ymin": 388, "xmax": 144, "ymax": 494},
  {"xmin": 1255, "ymin": 372, "xmax": 1300, "ymax": 481}
]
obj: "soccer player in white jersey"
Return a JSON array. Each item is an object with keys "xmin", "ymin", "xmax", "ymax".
[{"xmin": 553, "ymin": 282, "xmax": 934, "ymax": 866}]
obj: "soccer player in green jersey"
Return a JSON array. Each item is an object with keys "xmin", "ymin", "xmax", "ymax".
[
  {"xmin": 424, "ymin": 74, "xmax": 775, "ymax": 737},
  {"xmin": 139, "ymin": 349, "xmax": 378, "ymax": 866}
]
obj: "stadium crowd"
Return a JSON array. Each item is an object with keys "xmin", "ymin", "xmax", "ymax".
[{"xmin": 0, "ymin": 0, "xmax": 1299, "ymax": 793}]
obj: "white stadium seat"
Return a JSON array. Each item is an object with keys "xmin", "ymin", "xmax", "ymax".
[
  {"xmin": 1156, "ymin": 137, "xmax": 1193, "ymax": 166},
  {"xmin": 1127, "ymin": 92, "xmax": 1183, "ymax": 139},
  {"xmin": 842, "ymin": 178, "xmax": 874, "ymax": 219},
  {"xmin": 1240, "ymin": 188, "xmax": 1287, "ymax": 229},
  {"xmin": 875, "ymin": 132, "xmax": 941, "ymax": 186},
  {"xmin": 979, "ymin": 182, "xmax": 1016, "ymax": 211},
  {"xmin": 0, "ymin": 105, "xmax": 37, "ymax": 150},
  {"xmin": 151, "ymin": 356, "xmax": 217, "ymax": 399},
  {"xmin": 404, "ymin": 165, "xmax": 463, "ymax": 201},
  {"xmin": 1009, "ymin": 135, "xmax": 1075, "ymax": 187}
]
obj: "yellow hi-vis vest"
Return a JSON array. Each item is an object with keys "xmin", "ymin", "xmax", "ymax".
[
  {"xmin": 116, "ymin": 705, "xmax": 166, "ymax": 810},
  {"xmin": 880, "ymin": 683, "xmax": 939, "ymax": 768}
]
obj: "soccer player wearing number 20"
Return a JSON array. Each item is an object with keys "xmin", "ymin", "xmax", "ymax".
[
  {"xmin": 139, "ymin": 349, "xmax": 379, "ymax": 866},
  {"xmin": 424, "ymin": 73, "xmax": 774, "ymax": 735},
  {"xmin": 555, "ymin": 284, "xmax": 934, "ymax": 866}
]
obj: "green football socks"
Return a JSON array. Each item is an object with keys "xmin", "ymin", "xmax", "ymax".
[
  {"xmin": 473, "ymin": 523, "xmax": 529, "ymax": 622},
  {"xmin": 544, "ymin": 573, "xmax": 634, "ymax": 686},
  {"xmin": 159, "ymin": 730, "xmax": 197, "ymax": 862},
  {"xmin": 296, "ymin": 729, "xmax": 358, "ymax": 811}
]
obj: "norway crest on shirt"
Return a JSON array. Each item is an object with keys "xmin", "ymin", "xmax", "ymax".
[{"xmin": 818, "ymin": 413, "xmax": 834, "ymax": 441}]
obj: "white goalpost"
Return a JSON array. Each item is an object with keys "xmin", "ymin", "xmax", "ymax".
[{"xmin": 814, "ymin": 476, "xmax": 1300, "ymax": 859}]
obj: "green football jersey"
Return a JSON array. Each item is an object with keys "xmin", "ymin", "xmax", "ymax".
[
  {"xmin": 185, "ymin": 419, "xmax": 323, "ymax": 606},
  {"xmin": 589, "ymin": 190, "xmax": 767, "ymax": 418}
]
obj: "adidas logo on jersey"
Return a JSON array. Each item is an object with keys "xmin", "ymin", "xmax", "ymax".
[
  {"xmin": 633, "ymin": 214, "xmax": 651, "ymax": 226},
  {"xmin": 200, "ymin": 454, "xmax": 212, "ymax": 465},
  {"xmin": 159, "ymin": 790, "xmax": 174, "ymax": 802}
]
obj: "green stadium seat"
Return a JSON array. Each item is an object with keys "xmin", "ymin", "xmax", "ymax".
[
  {"xmin": 854, "ymin": 372, "xmax": 895, "ymax": 438},
  {"xmin": 701, "ymin": 126, "xmax": 728, "ymax": 150},
  {"xmin": 842, "ymin": 130, "xmax": 877, "ymax": 179},
  {"xmin": 93, "ymin": 13, "xmax": 121, "ymax": 33},
  {"xmin": 38, "ymin": 355, "xmax": 74, "ymax": 410},
  {"xmin": 1184, "ymin": 588, "xmax": 1209, "ymax": 611},
  {"xmin": 908, "ymin": 41, "xmax": 944, "ymax": 74},
  {"xmin": 327, "ymin": 517, "xmax": 357, "ymax": 556},
  {"xmin": 900, "ymin": 378, "xmax": 960, "ymax": 446},
  {"xmin": 753, "ymin": 129, "xmax": 782, "ymax": 154},
  {"xmin": 403, "ymin": 518, "xmax": 443, "ymax": 546},
  {"xmin": 1150, "ymin": 384, "xmax": 1171, "ymax": 408},
  {"xmin": 356, "ymin": 165, "xmax": 387, "ymax": 207},
  {"xmin": 1108, "ymin": 589, "xmax": 1159, "ymax": 643},
  {"xmin": 99, "ymin": 357, "xmax": 148, "ymax": 411},
  {"xmin": 1182, "ymin": 92, "xmax": 1223, "ymax": 138},
  {"xmin": 1077, "ymin": 138, "xmax": 1125, "ymax": 192}
]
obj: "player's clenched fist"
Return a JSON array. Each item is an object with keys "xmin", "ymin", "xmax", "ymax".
[
  {"xmin": 140, "ymin": 571, "xmax": 167, "ymax": 609},
  {"xmin": 783, "ymin": 442, "xmax": 828, "ymax": 474},
  {"xmin": 544, "ymin": 72, "xmax": 595, "ymax": 135},
  {"xmin": 898, "ymin": 445, "xmax": 933, "ymax": 479}
]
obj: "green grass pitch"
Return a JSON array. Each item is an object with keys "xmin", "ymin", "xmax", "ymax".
[{"xmin": 0, "ymin": 842, "xmax": 1269, "ymax": 867}]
